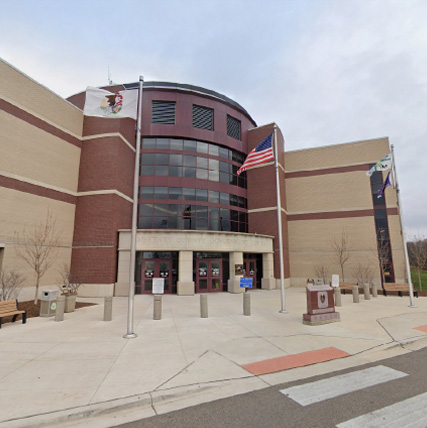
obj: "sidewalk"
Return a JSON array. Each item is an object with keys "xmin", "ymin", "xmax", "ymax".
[{"xmin": 1, "ymin": 288, "xmax": 427, "ymax": 427}]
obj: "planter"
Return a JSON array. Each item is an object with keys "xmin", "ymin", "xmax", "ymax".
[{"xmin": 64, "ymin": 295, "xmax": 77, "ymax": 313}]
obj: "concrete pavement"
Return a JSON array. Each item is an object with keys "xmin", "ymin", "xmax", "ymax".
[{"xmin": 1, "ymin": 288, "xmax": 427, "ymax": 427}]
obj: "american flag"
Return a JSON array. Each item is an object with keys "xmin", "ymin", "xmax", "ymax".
[{"xmin": 237, "ymin": 133, "xmax": 274, "ymax": 175}]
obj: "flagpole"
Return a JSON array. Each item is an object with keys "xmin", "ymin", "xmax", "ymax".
[
  {"xmin": 124, "ymin": 76, "xmax": 144, "ymax": 338},
  {"xmin": 390, "ymin": 144, "xmax": 416, "ymax": 308},
  {"xmin": 273, "ymin": 124, "xmax": 287, "ymax": 313}
]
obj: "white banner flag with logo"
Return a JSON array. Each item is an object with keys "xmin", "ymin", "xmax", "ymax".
[{"xmin": 83, "ymin": 87, "xmax": 138, "ymax": 119}]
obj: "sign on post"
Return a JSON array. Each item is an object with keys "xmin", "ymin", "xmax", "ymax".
[
  {"xmin": 152, "ymin": 278, "xmax": 165, "ymax": 294},
  {"xmin": 331, "ymin": 274, "xmax": 339, "ymax": 288},
  {"xmin": 240, "ymin": 277, "xmax": 253, "ymax": 289}
]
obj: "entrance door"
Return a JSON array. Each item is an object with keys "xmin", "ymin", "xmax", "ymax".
[
  {"xmin": 196, "ymin": 259, "xmax": 222, "ymax": 292},
  {"xmin": 141, "ymin": 259, "xmax": 172, "ymax": 294},
  {"xmin": 244, "ymin": 259, "xmax": 257, "ymax": 289}
]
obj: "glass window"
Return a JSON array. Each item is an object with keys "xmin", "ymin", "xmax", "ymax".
[
  {"xmin": 370, "ymin": 170, "xmax": 383, "ymax": 185},
  {"xmin": 231, "ymin": 210, "xmax": 239, "ymax": 221},
  {"xmin": 138, "ymin": 217, "xmax": 152, "ymax": 228},
  {"xmin": 169, "ymin": 187, "xmax": 182, "ymax": 200},
  {"xmin": 209, "ymin": 170, "xmax": 219, "ymax": 182},
  {"xmin": 183, "ymin": 188, "xmax": 196, "ymax": 200},
  {"xmin": 209, "ymin": 206, "xmax": 219, "ymax": 219},
  {"xmin": 209, "ymin": 144, "xmax": 219, "ymax": 156},
  {"xmin": 155, "ymin": 165, "xmax": 169, "ymax": 176},
  {"xmin": 170, "ymin": 166, "xmax": 182, "ymax": 177},
  {"xmin": 154, "ymin": 187, "xmax": 168, "ymax": 199},
  {"xmin": 220, "ymin": 161, "xmax": 229, "ymax": 173},
  {"xmin": 219, "ymin": 147, "xmax": 229, "ymax": 159},
  {"xmin": 152, "ymin": 216, "xmax": 168, "ymax": 229},
  {"xmin": 220, "ymin": 193, "xmax": 229, "ymax": 205},
  {"xmin": 220, "ymin": 172, "xmax": 229, "ymax": 183},
  {"xmin": 155, "ymin": 153, "xmax": 169, "ymax": 165},
  {"xmin": 197, "ymin": 169, "xmax": 209, "ymax": 180},
  {"xmin": 183, "ymin": 167, "xmax": 196, "ymax": 178},
  {"xmin": 374, "ymin": 209, "xmax": 387, "ymax": 219},
  {"xmin": 375, "ymin": 218, "xmax": 388, "ymax": 231},
  {"xmin": 141, "ymin": 153, "xmax": 156, "ymax": 165},
  {"xmin": 209, "ymin": 159, "xmax": 219, "ymax": 171},
  {"xmin": 170, "ymin": 154, "xmax": 182, "ymax": 165},
  {"xmin": 168, "ymin": 204, "xmax": 181, "ymax": 216},
  {"xmin": 230, "ymin": 195, "xmax": 238, "ymax": 206},
  {"xmin": 141, "ymin": 165, "xmax": 155, "ymax": 176},
  {"xmin": 196, "ymin": 189, "xmax": 208, "ymax": 201},
  {"xmin": 220, "ymin": 219, "xmax": 230, "ymax": 231},
  {"xmin": 197, "ymin": 217, "xmax": 209, "ymax": 230},
  {"xmin": 238, "ymin": 196, "xmax": 245, "ymax": 208},
  {"xmin": 140, "ymin": 186, "xmax": 153, "ymax": 199},
  {"xmin": 196, "ymin": 206, "xmax": 208, "ymax": 218},
  {"xmin": 153, "ymin": 204, "xmax": 169, "ymax": 216},
  {"xmin": 183, "ymin": 155, "xmax": 196, "ymax": 166},
  {"xmin": 197, "ymin": 141, "xmax": 209, "ymax": 153},
  {"xmin": 197, "ymin": 157, "xmax": 208, "ymax": 169},
  {"xmin": 140, "ymin": 204, "xmax": 153, "ymax": 216},
  {"xmin": 170, "ymin": 139, "xmax": 183, "ymax": 151},
  {"xmin": 209, "ymin": 190, "xmax": 219, "ymax": 203},
  {"xmin": 167, "ymin": 216, "xmax": 178, "ymax": 229},
  {"xmin": 220, "ymin": 208, "xmax": 230, "ymax": 220},
  {"xmin": 184, "ymin": 140, "xmax": 197, "ymax": 152},
  {"xmin": 156, "ymin": 138, "xmax": 169, "ymax": 149},
  {"xmin": 142, "ymin": 138, "xmax": 156, "ymax": 149}
]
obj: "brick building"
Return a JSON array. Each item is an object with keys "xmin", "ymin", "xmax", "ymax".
[{"xmin": 0, "ymin": 58, "xmax": 406, "ymax": 300}]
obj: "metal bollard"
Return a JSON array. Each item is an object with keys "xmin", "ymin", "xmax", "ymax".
[
  {"xmin": 334, "ymin": 287, "xmax": 342, "ymax": 307},
  {"xmin": 352, "ymin": 285, "xmax": 359, "ymax": 303},
  {"xmin": 55, "ymin": 295, "xmax": 65, "ymax": 322},
  {"xmin": 372, "ymin": 283, "xmax": 378, "ymax": 298},
  {"xmin": 363, "ymin": 283, "xmax": 371, "ymax": 300},
  {"xmin": 153, "ymin": 295, "xmax": 162, "ymax": 320},
  {"xmin": 104, "ymin": 296, "xmax": 113, "ymax": 321},
  {"xmin": 200, "ymin": 294, "xmax": 208, "ymax": 318},
  {"xmin": 243, "ymin": 292, "xmax": 251, "ymax": 316}
]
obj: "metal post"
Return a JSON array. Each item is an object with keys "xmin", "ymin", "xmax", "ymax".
[
  {"xmin": 391, "ymin": 145, "xmax": 416, "ymax": 308},
  {"xmin": 124, "ymin": 76, "xmax": 144, "ymax": 339},
  {"xmin": 273, "ymin": 125, "xmax": 287, "ymax": 314}
]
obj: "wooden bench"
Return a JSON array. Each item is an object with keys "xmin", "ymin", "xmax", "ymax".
[
  {"xmin": 0, "ymin": 299, "xmax": 27, "ymax": 329},
  {"xmin": 382, "ymin": 283, "xmax": 418, "ymax": 298},
  {"xmin": 339, "ymin": 282, "xmax": 358, "ymax": 294}
]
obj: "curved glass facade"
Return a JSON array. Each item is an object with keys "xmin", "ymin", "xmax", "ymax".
[{"xmin": 139, "ymin": 137, "xmax": 248, "ymax": 232}]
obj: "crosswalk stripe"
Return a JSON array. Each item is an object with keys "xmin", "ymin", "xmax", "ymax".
[
  {"xmin": 280, "ymin": 365, "xmax": 407, "ymax": 406},
  {"xmin": 336, "ymin": 391, "xmax": 427, "ymax": 427}
]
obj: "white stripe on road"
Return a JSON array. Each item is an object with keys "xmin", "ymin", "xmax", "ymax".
[
  {"xmin": 337, "ymin": 391, "xmax": 427, "ymax": 428},
  {"xmin": 280, "ymin": 365, "xmax": 407, "ymax": 406}
]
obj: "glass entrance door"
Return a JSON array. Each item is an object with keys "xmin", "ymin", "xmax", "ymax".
[
  {"xmin": 244, "ymin": 259, "xmax": 257, "ymax": 289},
  {"xmin": 196, "ymin": 259, "xmax": 222, "ymax": 292},
  {"xmin": 140, "ymin": 259, "xmax": 172, "ymax": 294}
]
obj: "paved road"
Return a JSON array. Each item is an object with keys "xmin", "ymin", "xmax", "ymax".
[{"xmin": 116, "ymin": 346, "xmax": 427, "ymax": 428}]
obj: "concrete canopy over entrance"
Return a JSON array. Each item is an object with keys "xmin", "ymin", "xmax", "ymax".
[{"xmin": 116, "ymin": 230, "xmax": 275, "ymax": 296}]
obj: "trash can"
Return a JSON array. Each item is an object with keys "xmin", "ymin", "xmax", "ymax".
[{"xmin": 40, "ymin": 290, "xmax": 59, "ymax": 317}]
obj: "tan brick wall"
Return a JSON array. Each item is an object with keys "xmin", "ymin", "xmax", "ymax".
[
  {"xmin": 0, "ymin": 187, "xmax": 75, "ymax": 297},
  {"xmin": 288, "ymin": 216, "xmax": 382, "ymax": 286},
  {"xmin": 285, "ymin": 137, "xmax": 390, "ymax": 171},
  {"xmin": 0, "ymin": 110, "xmax": 80, "ymax": 192},
  {"xmin": 286, "ymin": 171, "xmax": 373, "ymax": 213},
  {"xmin": 0, "ymin": 59, "xmax": 83, "ymax": 136}
]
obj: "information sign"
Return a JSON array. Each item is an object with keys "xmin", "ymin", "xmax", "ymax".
[
  {"xmin": 152, "ymin": 278, "xmax": 165, "ymax": 294},
  {"xmin": 331, "ymin": 274, "xmax": 339, "ymax": 288},
  {"xmin": 240, "ymin": 277, "xmax": 253, "ymax": 288}
]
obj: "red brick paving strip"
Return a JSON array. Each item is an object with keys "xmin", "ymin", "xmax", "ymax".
[
  {"xmin": 242, "ymin": 347, "xmax": 351, "ymax": 375},
  {"xmin": 413, "ymin": 325, "xmax": 427, "ymax": 333}
]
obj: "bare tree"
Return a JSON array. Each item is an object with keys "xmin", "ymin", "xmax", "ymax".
[
  {"xmin": 0, "ymin": 267, "xmax": 26, "ymax": 301},
  {"xmin": 373, "ymin": 228, "xmax": 391, "ymax": 286},
  {"xmin": 314, "ymin": 264, "xmax": 329, "ymax": 285},
  {"xmin": 58, "ymin": 264, "xmax": 83, "ymax": 296},
  {"xmin": 15, "ymin": 212, "xmax": 61, "ymax": 304},
  {"xmin": 352, "ymin": 263, "xmax": 374, "ymax": 286},
  {"xmin": 408, "ymin": 235, "xmax": 427, "ymax": 291},
  {"xmin": 332, "ymin": 228, "xmax": 351, "ymax": 281}
]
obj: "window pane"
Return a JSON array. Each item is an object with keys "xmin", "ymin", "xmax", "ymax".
[
  {"xmin": 219, "ymin": 147, "xmax": 229, "ymax": 159},
  {"xmin": 153, "ymin": 216, "xmax": 168, "ymax": 228},
  {"xmin": 140, "ymin": 186, "xmax": 153, "ymax": 199},
  {"xmin": 209, "ymin": 190, "xmax": 219, "ymax": 203},
  {"xmin": 141, "ymin": 153, "xmax": 156, "ymax": 165},
  {"xmin": 155, "ymin": 165, "xmax": 169, "ymax": 176},
  {"xmin": 168, "ymin": 204, "xmax": 181, "ymax": 216},
  {"xmin": 142, "ymin": 138, "xmax": 156, "ymax": 149},
  {"xmin": 169, "ymin": 166, "xmax": 182, "ymax": 177},
  {"xmin": 169, "ymin": 187, "xmax": 182, "ymax": 200},
  {"xmin": 209, "ymin": 170, "xmax": 219, "ymax": 181},
  {"xmin": 196, "ymin": 189, "xmax": 208, "ymax": 201},
  {"xmin": 374, "ymin": 209, "xmax": 387, "ymax": 219},
  {"xmin": 141, "ymin": 165, "xmax": 155, "ymax": 176},
  {"xmin": 231, "ymin": 221, "xmax": 239, "ymax": 232},
  {"xmin": 184, "ymin": 140, "xmax": 197, "ymax": 152},
  {"xmin": 197, "ymin": 157, "xmax": 208, "ymax": 169},
  {"xmin": 230, "ymin": 195, "xmax": 238, "ymax": 206},
  {"xmin": 197, "ymin": 141, "xmax": 209, "ymax": 153},
  {"xmin": 220, "ymin": 172, "xmax": 229, "ymax": 183},
  {"xmin": 209, "ymin": 159, "xmax": 219, "ymax": 171},
  {"xmin": 156, "ymin": 138, "xmax": 169, "ymax": 149},
  {"xmin": 183, "ymin": 167, "xmax": 196, "ymax": 178},
  {"xmin": 209, "ymin": 144, "xmax": 219, "ymax": 156},
  {"xmin": 220, "ymin": 219, "xmax": 230, "ymax": 231},
  {"xmin": 140, "ymin": 204, "xmax": 153, "ymax": 215},
  {"xmin": 154, "ymin": 187, "xmax": 168, "ymax": 199},
  {"xmin": 220, "ymin": 193, "xmax": 229, "ymax": 205},
  {"xmin": 170, "ymin": 154, "xmax": 182, "ymax": 165},
  {"xmin": 139, "ymin": 217, "xmax": 152, "ymax": 228},
  {"xmin": 170, "ymin": 139, "xmax": 183, "ymax": 150},
  {"xmin": 156, "ymin": 153, "xmax": 169, "ymax": 165},
  {"xmin": 197, "ymin": 217, "xmax": 209, "ymax": 230},
  {"xmin": 196, "ymin": 206, "xmax": 208, "ymax": 218},
  {"xmin": 220, "ymin": 161, "xmax": 229, "ymax": 173},
  {"xmin": 220, "ymin": 208, "xmax": 230, "ymax": 220},
  {"xmin": 197, "ymin": 169, "xmax": 208, "ymax": 180},
  {"xmin": 183, "ymin": 155, "xmax": 196, "ymax": 166},
  {"xmin": 183, "ymin": 188, "xmax": 196, "ymax": 200},
  {"xmin": 209, "ymin": 206, "xmax": 219, "ymax": 219},
  {"xmin": 153, "ymin": 204, "xmax": 169, "ymax": 216}
]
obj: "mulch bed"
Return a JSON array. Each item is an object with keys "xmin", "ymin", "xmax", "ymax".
[{"xmin": 1, "ymin": 300, "xmax": 95, "ymax": 326}]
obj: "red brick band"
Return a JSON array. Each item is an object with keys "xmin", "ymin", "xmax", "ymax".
[
  {"xmin": 288, "ymin": 209, "xmax": 375, "ymax": 221},
  {"xmin": 286, "ymin": 164, "xmax": 369, "ymax": 178},
  {"xmin": 0, "ymin": 98, "xmax": 81, "ymax": 148}
]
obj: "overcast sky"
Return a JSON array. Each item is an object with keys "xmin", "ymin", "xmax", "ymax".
[{"xmin": 1, "ymin": 0, "xmax": 426, "ymax": 238}]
